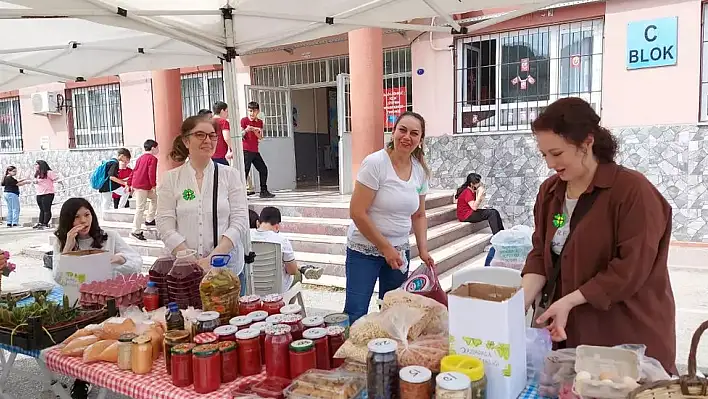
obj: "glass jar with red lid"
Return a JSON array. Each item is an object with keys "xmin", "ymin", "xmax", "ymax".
[
  {"xmin": 281, "ymin": 314, "xmax": 304, "ymax": 341},
  {"xmin": 192, "ymin": 344, "xmax": 221, "ymax": 394},
  {"xmin": 280, "ymin": 303, "xmax": 303, "ymax": 316},
  {"xmin": 170, "ymin": 343, "xmax": 195, "ymax": 387},
  {"xmin": 289, "ymin": 339, "xmax": 317, "ymax": 379},
  {"xmin": 262, "ymin": 294, "xmax": 285, "ymax": 315},
  {"xmin": 229, "ymin": 315, "xmax": 252, "ymax": 330},
  {"xmin": 303, "ymin": 328, "xmax": 331, "ymax": 370},
  {"xmin": 327, "ymin": 326, "xmax": 346, "ymax": 368},
  {"xmin": 239, "ymin": 295, "xmax": 262, "ymax": 315},
  {"xmin": 214, "ymin": 325, "xmax": 238, "ymax": 342},
  {"xmin": 265, "ymin": 324, "xmax": 293, "ymax": 379},
  {"xmin": 302, "ymin": 316, "xmax": 325, "ymax": 329},
  {"xmin": 235, "ymin": 328, "xmax": 262, "ymax": 376},
  {"xmin": 218, "ymin": 341, "xmax": 239, "ymax": 383},
  {"xmin": 248, "ymin": 310, "xmax": 269, "ymax": 324},
  {"xmin": 194, "ymin": 332, "xmax": 218, "ymax": 345},
  {"xmin": 250, "ymin": 321, "xmax": 269, "ymax": 364}
]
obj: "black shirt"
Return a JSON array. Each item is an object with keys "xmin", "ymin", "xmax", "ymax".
[
  {"xmin": 1, "ymin": 176, "xmax": 19, "ymax": 195},
  {"xmin": 99, "ymin": 161, "xmax": 120, "ymax": 193}
]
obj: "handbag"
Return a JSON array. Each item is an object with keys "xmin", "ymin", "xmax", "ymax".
[{"xmin": 212, "ymin": 161, "xmax": 244, "ymax": 274}]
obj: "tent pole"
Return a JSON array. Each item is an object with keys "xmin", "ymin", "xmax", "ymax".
[
  {"xmin": 419, "ymin": 0, "xmax": 463, "ymax": 32},
  {"xmin": 0, "ymin": 60, "xmax": 77, "ymax": 80}
]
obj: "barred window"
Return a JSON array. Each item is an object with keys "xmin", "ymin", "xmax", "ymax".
[
  {"xmin": 701, "ymin": 4, "xmax": 708, "ymax": 121},
  {"xmin": 71, "ymin": 84, "xmax": 124, "ymax": 148},
  {"xmin": 0, "ymin": 97, "xmax": 22, "ymax": 153},
  {"xmin": 181, "ymin": 70, "xmax": 225, "ymax": 118},
  {"xmin": 455, "ymin": 19, "xmax": 604, "ymax": 133}
]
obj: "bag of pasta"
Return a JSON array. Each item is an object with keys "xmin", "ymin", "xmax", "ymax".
[
  {"xmin": 382, "ymin": 289, "xmax": 449, "ymax": 338},
  {"xmin": 397, "ymin": 334, "xmax": 448, "ymax": 372},
  {"xmin": 348, "ymin": 305, "xmax": 424, "ymax": 345}
]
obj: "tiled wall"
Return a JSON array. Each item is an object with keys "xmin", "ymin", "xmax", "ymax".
[{"xmin": 426, "ymin": 125, "xmax": 708, "ymax": 242}]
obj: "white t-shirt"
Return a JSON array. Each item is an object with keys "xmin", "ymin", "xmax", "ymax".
[
  {"xmin": 347, "ymin": 149, "xmax": 429, "ymax": 250},
  {"xmin": 250, "ymin": 228, "xmax": 295, "ymax": 292},
  {"xmin": 551, "ymin": 194, "xmax": 579, "ymax": 255}
]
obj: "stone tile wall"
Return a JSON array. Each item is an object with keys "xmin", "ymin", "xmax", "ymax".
[{"xmin": 426, "ymin": 125, "xmax": 708, "ymax": 242}]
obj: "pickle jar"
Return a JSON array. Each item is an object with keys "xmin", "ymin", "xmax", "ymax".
[{"xmin": 400, "ymin": 366, "xmax": 433, "ymax": 399}]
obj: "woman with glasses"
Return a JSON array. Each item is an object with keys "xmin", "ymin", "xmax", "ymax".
[{"xmin": 156, "ymin": 115, "xmax": 249, "ymax": 294}]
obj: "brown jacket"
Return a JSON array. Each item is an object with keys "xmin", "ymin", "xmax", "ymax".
[{"xmin": 522, "ymin": 162, "xmax": 676, "ymax": 373}]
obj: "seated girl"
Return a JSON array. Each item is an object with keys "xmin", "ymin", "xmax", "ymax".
[
  {"xmin": 455, "ymin": 173, "xmax": 505, "ymax": 235},
  {"xmin": 53, "ymin": 197, "xmax": 142, "ymax": 277}
]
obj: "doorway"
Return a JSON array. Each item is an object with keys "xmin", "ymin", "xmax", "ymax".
[{"xmin": 291, "ymin": 86, "xmax": 339, "ymax": 190}]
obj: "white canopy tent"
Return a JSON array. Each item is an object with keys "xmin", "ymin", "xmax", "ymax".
[{"xmin": 0, "ymin": 0, "xmax": 560, "ymax": 267}]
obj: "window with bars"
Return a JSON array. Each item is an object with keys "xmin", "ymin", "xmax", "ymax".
[
  {"xmin": 181, "ymin": 70, "xmax": 225, "ymax": 118},
  {"xmin": 71, "ymin": 84, "xmax": 124, "ymax": 148},
  {"xmin": 455, "ymin": 19, "xmax": 604, "ymax": 133},
  {"xmin": 0, "ymin": 97, "xmax": 22, "ymax": 153},
  {"xmin": 701, "ymin": 5, "xmax": 708, "ymax": 121}
]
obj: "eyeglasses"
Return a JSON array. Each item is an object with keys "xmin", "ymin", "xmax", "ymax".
[{"xmin": 190, "ymin": 131, "xmax": 219, "ymax": 141}]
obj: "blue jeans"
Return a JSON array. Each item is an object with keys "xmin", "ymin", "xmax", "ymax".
[
  {"xmin": 239, "ymin": 271, "xmax": 247, "ymax": 296},
  {"xmin": 485, "ymin": 246, "xmax": 496, "ymax": 267},
  {"xmin": 343, "ymin": 247, "xmax": 409, "ymax": 324},
  {"xmin": 3, "ymin": 192, "xmax": 19, "ymax": 225}
]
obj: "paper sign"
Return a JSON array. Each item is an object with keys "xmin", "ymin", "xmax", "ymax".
[
  {"xmin": 383, "ymin": 87, "xmax": 407, "ymax": 129},
  {"xmin": 571, "ymin": 55, "xmax": 581, "ymax": 68},
  {"xmin": 520, "ymin": 58, "xmax": 530, "ymax": 72}
]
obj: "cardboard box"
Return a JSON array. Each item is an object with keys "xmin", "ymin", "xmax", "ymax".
[
  {"xmin": 448, "ymin": 282, "xmax": 527, "ymax": 399},
  {"xmin": 55, "ymin": 249, "xmax": 113, "ymax": 304}
]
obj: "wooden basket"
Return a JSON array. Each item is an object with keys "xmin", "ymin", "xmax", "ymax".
[{"xmin": 628, "ymin": 320, "xmax": 708, "ymax": 398}]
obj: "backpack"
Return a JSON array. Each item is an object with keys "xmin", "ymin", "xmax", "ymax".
[{"xmin": 89, "ymin": 159, "xmax": 117, "ymax": 190}]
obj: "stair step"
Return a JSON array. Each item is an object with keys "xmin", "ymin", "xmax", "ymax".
[{"xmin": 101, "ymin": 221, "xmax": 161, "ymax": 240}]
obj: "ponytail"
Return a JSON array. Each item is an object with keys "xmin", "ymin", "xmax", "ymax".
[
  {"xmin": 455, "ymin": 173, "xmax": 482, "ymax": 199},
  {"xmin": 169, "ymin": 135, "xmax": 189, "ymax": 163}
]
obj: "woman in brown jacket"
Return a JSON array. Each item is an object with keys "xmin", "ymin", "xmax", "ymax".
[{"xmin": 522, "ymin": 97, "xmax": 677, "ymax": 373}]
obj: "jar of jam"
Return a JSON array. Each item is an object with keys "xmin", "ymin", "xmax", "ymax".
[
  {"xmin": 236, "ymin": 328, "xmax": 262, "ymax": 376},
  {"xmin": 171, "ymin": 343, "xmax": 195, "ymax": 387},
  {"xmin": 214, "ymin": 325, "xmax": 238, "ymax": 342},
  {"xmin": 250, "ymin": 321, "xmax": 269, "ymax": 364},
  {"xmin": 289, "ymin": 339, "xmax": 317, "ymax": 379},
  {"xmin": 303, "ymin": 328, "xmax": 331, "ymax": 370},
  {"xmin": 265, "ymin": 314, "xmax": 285, "ymax": 325},
  {"xmin": 400, "ymin": 366, "xmax": 433, "ymax": 399},
  {"xmin": 262, "ymin": 294, "xmax": 285, "ymax": 315},
  {"xmin": 239, "ymin": 294, "xmax": 262, "ymax": 315},
  {"xmin": 117, "ymin": 333, "xmax": 137, "ymax": 370},
  {"xmin": 131, "ymin": 335, "xmax": 153, "ymax": 375},
  {"xmin": 247, "ymin": 310, "xmax": 268, "ymax": 324},
  {"xmin": 281, "ymin": 314, "xmax": 304, "ymax": 341},
  {"xmin": 367, "ymin": 338, "xmax": 399, "ymax": 399},
  {"xmin": 196, "ymin": 311, "xmax": 221, "ymax": 333},
  {"xmin": 265, "ymin": 324, "xmax": 293, "ymax": 379},
  {"xmin": 229, "ymin": 315, "xmax": 252, "ymax": 330},
  {"xmin": 194, "ymin": 332, "xmax": 218, "ymax": 345},
  {"xmin": 326, "ymin": 326, "xmax": 346, "ymax": 368},
  {"xmin": 218, "ymin": 341, "xmax": 239, "ymax": 383},
  {"xmin": 280, "ymin": 303, "xmax": 303, "ymax": 316},
  {"xmin": 163, "ymin": 330, "xmax": 190, "ymax": 375},
  {"xmin": 192, "ymin": 344, "xmax": 222, "ymax": 394},
  {"xmin": 302, "ymin": 315, "xmax": 325, "ymax": 329}
]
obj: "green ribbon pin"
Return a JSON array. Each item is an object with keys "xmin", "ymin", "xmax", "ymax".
[
  {"xmin": 552, "ymin": 213, "xmax": 567, "ymax": 228},
  {"xmin": 182, "ymin": 188, "xmax": 196, "ymax": 201}
]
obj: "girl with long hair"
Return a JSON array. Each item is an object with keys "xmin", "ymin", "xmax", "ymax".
[
  {"xmin": 33, "ymin": 160, "xmax": 58, "ymax": 229},
  {"xmin": 2, "ymin": 166, "xmax": 29, "ymax": 227},
  {"xmin": 455, "ymin": 172, "xmax": 505, "ymax": 234}
]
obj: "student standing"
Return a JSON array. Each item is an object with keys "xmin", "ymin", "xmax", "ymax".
[
  {"xmin": 112, "ymin": 159, "xmax": 132, "ymax": 209},
  {"xmin": 211, "ymin": 101, "xmax": 231, "ymax": 166},
  {"xmin": 242, "ymin": 101, "xmax": 275, "ymax": 198},
  {"xmin": 129, "ymin": 139, "xmax": 159, "ymax": 241},
  {"xmin": 98, "ymin": 148, "xmax": 131, "ymax": 216},
  {"xmin": 33, "ymin": 160, "xmax": 59, "ymax": 229},
  {"xmin": 2, "ymin": 166, "xmax": 29, "ymax": 227}
]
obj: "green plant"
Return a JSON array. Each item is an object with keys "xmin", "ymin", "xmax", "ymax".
[{"xmin": 0, "ymin": 292, "xmax": 81, "ymax": 330}]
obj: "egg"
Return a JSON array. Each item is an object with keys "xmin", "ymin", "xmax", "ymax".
[
  {"xmin": 598, "ymin": 372, "xmax": 616, "ymax": 381},
  {"xmin": 575, "ymin": 371, "xmax": 592, "ymax": 381}
]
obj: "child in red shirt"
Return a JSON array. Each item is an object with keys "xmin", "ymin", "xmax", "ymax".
[
  {"xmin": 112, "ymin": 162, "xmax": 132, "ymax": 209},
  {"xmin": 241, "ymin": 101, "xmax": 275, "ymax": 198}
]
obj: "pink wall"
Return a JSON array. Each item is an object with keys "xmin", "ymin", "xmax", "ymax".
[
  {"xmin": 119, "ymin": 71, "xmax": 155, "ymax": 146},
  {"xmin": 19, "ymin": 83, "xmax": 69, "ymax": 151},
  {"xmin": 602, "ymin": 0, "xmax": 702, "ymax": 127},
  {"xmin": 412, "ymin": 34, "xmax": 454, "ymax": 137}
]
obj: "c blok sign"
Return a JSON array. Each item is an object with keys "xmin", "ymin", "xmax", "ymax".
[{"xmin": 626, "ymin": 16, "xmax": 678, "ymax": 70}]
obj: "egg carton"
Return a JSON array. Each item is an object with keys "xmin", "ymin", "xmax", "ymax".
[
  {"xmin": 79, "ymin": 273, "xmax": 149, "ymax": 309},
  {"xmin": 572, "ymin": 345, "xmax": 640, "ymax": 399}
]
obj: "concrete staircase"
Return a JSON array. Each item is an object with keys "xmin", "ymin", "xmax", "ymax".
[{"xmin": 64, "ymin": 190, "xmax": 494, "ymax": 288}]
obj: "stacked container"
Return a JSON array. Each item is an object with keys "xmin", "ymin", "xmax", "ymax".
[
  {"xmin": 148, "ymin": 255, "xmax": 174, "ymax": 307},
  {"xmin": 167, "ymin": 250, "xmax": 204, "ymax": 309}
]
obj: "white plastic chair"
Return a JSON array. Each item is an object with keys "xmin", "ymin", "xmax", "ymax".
[{"xmin": 250, "ymin": 240, "xmax": 306, "ymax": 314}]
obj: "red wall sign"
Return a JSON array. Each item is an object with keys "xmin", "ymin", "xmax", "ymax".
[{"xmin": 384, "ymin": 87, "xmax": 407, "ymax": 128}]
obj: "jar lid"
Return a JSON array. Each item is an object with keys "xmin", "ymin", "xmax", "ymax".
[
  {"xmin": 302, "ymin": 327, "xmax": 327, "ymax": 340},
  {"xmin": 194, "ymin": 332, "xmax": 218, "ymax": 344},
  {"xmin": 265, "ymin": 324, "xmax": 292, "ymax": 336},
  {"xmin": 262, "ymin": 293, "xmax": 283, "ymax": 303},
  {"xmin": 193, "ymin": 343, "xmax": 219, "ymax": 357},
  {"xmin": 235, "ymin": 328, "xmax": 260, "ymax": 340},
  {"xmin": 118, "ymin": 332, "xmax": 138, "ymax": 343},
  {"xmin": 250, "ymin": 321, "xmax": 270, "ymax": 333},
  {"xmin": 302, "ymin": 315, "xmax": 324, "ymax": 327},
  {"xmin": 265, "ymin": 314, "xmax": 285, "ymax": 324},
  {"xmin": 440, "ymin": 354, "xmax": 485, "ymax": 382},
  {"xmin": 367, "ymin": 338, "xmax": 397, "ymax": 354},
  {"xmin": 132, "ymin": 334, "xmax": 152, "ymax": 345},
  {"xmin": 280, "ymin": 304, "xmax": 302, "ymax": 314},
  {"xmin": 281, "ymin": 314, "xmax": 303, "ymax": 324},
  {"xmin": 247, "ymin": 310, "xmax": 268, "ymax": 322},
  {"xmin": 214, "ymin": 325, "xmax": 238, "ymax": 336},
  {"xmin": 197, "ymin": 311, "xmax": 220, "ymax": 322},
  {"xmin": 229, "ymin": 316, "xmax": 251, "ymax": 327},
  {"xmin": 218, "ymin": 341, "xmax": 237, "ymax": 353},
  {"xmin": 400, "ymin": 366, "xmax": 432, "ymax": 384},
  {"xmin": 240, "ymin": 294, "xmax": 261, "ymax": 304},
  {"xmin": 323, "ymin": 313, "xmax": 349, "ymax": 324},
  {"xmin": 163, "ymin": 330, "xmax": 190, "ymax": 342},
  {"xmin": 171, "ymin": 343, "xmax": 196, "ymax": 355},
  {"xmin": 436, "ymin": 372, "xmax": 472, "ymax": 391},
  {"xmin": 289, "ymin": 339, "xmax": 314, "ymax": 352},
  {"xmin": 326, "ymin": 326, "xmax": 345, "ymax": 336}
]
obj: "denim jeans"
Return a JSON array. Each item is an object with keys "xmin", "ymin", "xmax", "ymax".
[
  {"xmin": 484, "ymin": 246, "xmax": 496, "ymax": 267},
  {"xmin": 238, "ymin": 271, "xmax": 247, "ymax": 296},
  {"xmin": 343, "ymin": 247, "xmax": 409, "ymax": 324},
  {"xmin": 3, "ymin": 192, "xmax": 19, "ymax": 225}
]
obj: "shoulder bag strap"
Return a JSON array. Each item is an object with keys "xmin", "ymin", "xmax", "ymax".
[{"xmin": 213, "ymin": 161, "xmax": 219, "ymax": 249}]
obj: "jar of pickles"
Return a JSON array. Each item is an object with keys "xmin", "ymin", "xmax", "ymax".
[
  {"xmin": 435, "ymin": 372, "xmax": 472, "ymax": 399},
  {"xmin": 171, "ymin": 343, "xmax": 195, "ymax": 387},
  {"xmin": 327, "ymin": 326, "xmax": 346, "ymax": 368},
  {"xmin": 239, "ymin": 295, "xmax": 262, "ymax": 315},
  {"xmin": 250, "ymin": 321, "xmax": 269, "ymax": 364},
  {"xmin": 131, "ymin": 335, "xmax": 153, "ymax": 375},
  {"xmin": 163, "ymin": 330, "xmax": 190, "ymax": 375},
  {"xmin": 117, "ymin": 333, "xmax": 137, "ymax": 370},
  {"xmin": 289, "ymin": 339, "xmax": 317, "ymax": 379},
  {"xmin": 192, "ymin": 344, "xmax": 221, "ymax": 394},
  {"xmin": 281, "ymin": 314, "xmax": 304, "ymax": 341},
  {"xmin": 400, "ymin": 366, "xmax": 433, "ymax": 399},
  {"xmin": 366, "ymin": 338, "xmax": 399, "ymax": 399},
  {"xmin": 214, "ymin": 325, "xmax": 238, "ymax": 342},
  {"xmin": 247, "ymin": 310, "xmax": 268, "ymax": 324},
  {"xmin": 265, "ymin": 324, "xmax": 293, "ymax": 379},
  {"xmin": 229, "ymin": 315, "xmax": 252, "ymax": 330},
  {"xmin": 280, "ymin": 303, "xmax": 303, "ymax": 316},
  {"xmin": 302, "ymin": 315, "xmax": 325, "ymax": 329},
  {"xmin": 303, "ymin": 328, "xmax": 330, "ymax": 370},
  {"xmin": 196, "ymin": 311, "xmax": 220, "ymax": 333},
  {"xmin": 236, "ymin": 328, "xmax": 262, "ymax": 376},
  {"xmin": 262, "ymin": 294, "xmax": 285, "ymax": 315},
  {"xmin": 218, "ymin": 341, "xmax": 239, "ymax": 383}
]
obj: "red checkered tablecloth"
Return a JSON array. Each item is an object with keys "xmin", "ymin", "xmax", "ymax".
[{"xmin": 41, "ymin": 346, "xmax": 266, "ymax": 399}]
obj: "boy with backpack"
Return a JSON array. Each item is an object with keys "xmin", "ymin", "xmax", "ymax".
[
  {"xmin": 128, "ymin": 140, "xmax": 159, "ymax": 241},
  {"xmin": 91, "ymin": 148, "xmax": 131, "ymax": 216}
]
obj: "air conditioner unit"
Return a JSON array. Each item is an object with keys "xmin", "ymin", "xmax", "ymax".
[{"xmin": 31, "ymin": 91, "xmax": 61, "ymax": 115}]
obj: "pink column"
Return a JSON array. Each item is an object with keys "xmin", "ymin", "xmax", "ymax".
[
  {"xmin": 348, "ymin": 28, "xmax": 384, "ymax": 181},
  {"xmin": 152, "ymin": 69, "xmax": 184, "ymax": 178}
]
